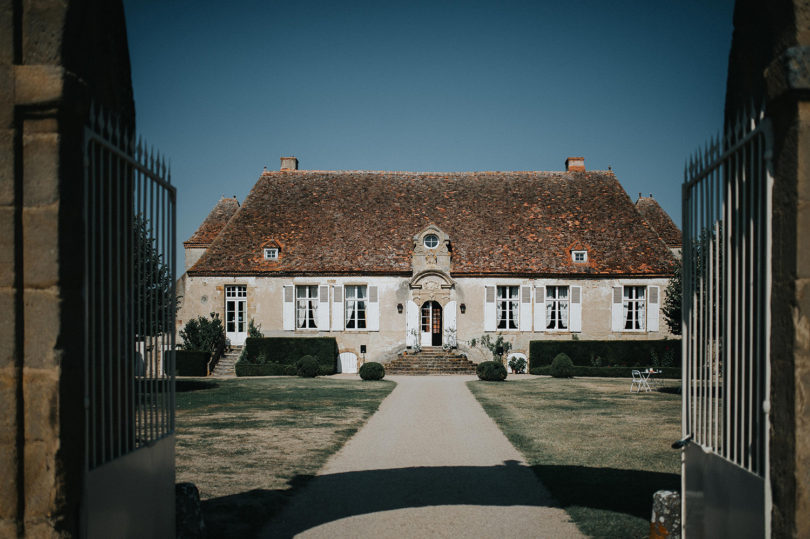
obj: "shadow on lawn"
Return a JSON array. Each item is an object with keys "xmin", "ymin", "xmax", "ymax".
[
  {"xmin": 531, "ymin": 464, "xmax": 679, "ymax": 519},
  {"xmin": 176, "ymin": 379, "xmax": 219, "ymax": 392}
]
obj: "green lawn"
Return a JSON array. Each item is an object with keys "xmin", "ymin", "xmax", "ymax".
[
  {"xmin": 175, "ymin": 377, "xmax": 395, "ymax": 537},
  {"xmin": 467, "ymin": 376, "xmax": 681, "ymax": 538}
]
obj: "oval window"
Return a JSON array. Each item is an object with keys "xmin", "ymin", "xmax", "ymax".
[{"xmin": 423, "ymin": 234, "xmax": 439, "ymax": 249}]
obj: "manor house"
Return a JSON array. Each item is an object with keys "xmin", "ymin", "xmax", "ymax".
[{"xmin": 176, "ymin": 156, "xmax": 680, "ymax": 370}]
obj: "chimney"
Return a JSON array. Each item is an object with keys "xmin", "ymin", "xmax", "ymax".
[
  {"xmin": 280, "ymin": 156, "xmax": 299, "ymax": 171},
  {"xmin": 565, "ymin": 156, "xmax": 585, "ymax": 172}
]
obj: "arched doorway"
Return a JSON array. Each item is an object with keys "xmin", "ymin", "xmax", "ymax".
[{"xmin": 420, "ymin": 301, "xmax": 442, "ymax": 347}]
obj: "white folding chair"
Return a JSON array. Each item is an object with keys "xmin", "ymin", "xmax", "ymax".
[{"xmin": 631, "ymin": 370, "xmax": 651, "ymax": 393}]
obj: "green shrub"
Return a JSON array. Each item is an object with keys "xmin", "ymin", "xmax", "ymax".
[
  {"xmin": 248, "ymin": 318, "xmax": 264, "ymax": 338},
  {"xmin": 296, "ymin": 355, "xmax": 320, "ymax": 378},
  {"xmin": 174, "ymin": 350, "xmax": 209, "ymax": 376},
  {"xmin": 179, "ymin": 312, "xmax": 226, "ymax": 353},
  {"xmin": 550, "ymin": 353, "xmax": 574, "ymax": 378},
  {"xmin": 529, "ymin": 339, "xmax": 681, "ymax": 369},
  {"xmin": 243, "ymin": 337, "xmax": 338, "ymax": 374},
  {"xmin": 359, "ymin": 362, "xmax": 385, "ymax": 381},
  {"xmin": 235, "ymin": 361, "xmax": 297, "ymax": 376},
  {"xmin": 508, "ymin": 356, "xmax": 527, "ymax": 374},
  {"xmin": 477, "ymin": 361, "xmax": 507, "ymax": 381}
]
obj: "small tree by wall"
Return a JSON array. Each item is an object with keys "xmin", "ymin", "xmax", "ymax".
[{"xmin": 662, "ymin": 262, "xmax": 682, "ymax": 335}]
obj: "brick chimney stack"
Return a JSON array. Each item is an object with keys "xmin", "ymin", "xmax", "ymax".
[
  {"xmin": 565, "ymin": 157, "xmax": 585, "ymax": 172},
  {"xmin": 280, "ymin": 156, "xmax": 299, "ymax": 171}
]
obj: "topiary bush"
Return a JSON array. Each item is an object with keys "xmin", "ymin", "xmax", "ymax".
[
  {"xmin": 477, "ymin": 361, "xmax": 507, "ymax": 381},
  {"xmin": 296, "ymin": 355, "xmax": 320, "ymax": 378},
  {"xmin": 550, "ymin": 353, "xmax": 574, "ymax": 378},
  {"xmin": 359, "ymin": 362, "xmax": 385, "ymax": 381}
]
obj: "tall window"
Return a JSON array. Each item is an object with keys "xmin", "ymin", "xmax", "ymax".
[
  {"xmin": 546, "ymin": 286, "xmax": 569, "ymax": 330},
  {"xmin": 345, "ymin": 285, "xmax": 367, "ymax": 329},
  {"xmin": 296, "ymin": 285, "xmax": 318, "ymax": 329},
  {"xmin": 496, "ymin": 286, "xmax": 519, "ymax": 329},
  {"xmin": 623, "ymin": 286, "xmax": 646, "ymax": 330}
]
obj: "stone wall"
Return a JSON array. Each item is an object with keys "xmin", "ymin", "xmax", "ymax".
[
  {"xmin": 724, "ymin": 1, "xmax": 810, "ymax": 536},
  {"xmin": 0, "ymin": 1, "xmax": 134, "ymax": 536}
]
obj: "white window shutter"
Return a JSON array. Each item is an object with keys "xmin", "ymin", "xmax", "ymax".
[
  {"xmin": 647, "ymin": 285, "xmax": 660, "ymax": 332},
  {"xmin": 611, "ymin": 286, "xmax": 624, "ymax": 332},
  {"xmin": 484, "ymin": 285, "xmax": 496, "ymax": 332},
  {"xmin": 406, "ymin": 300, "xmax": 419, "ymax": 346},
  {"xmin": 282, "ymin": 285, "xmax": 294, "ymax": 331},
  {"xmin": 332, "ymin": 285, "xmax": 344, "ymax": 331},
  {"xmin": 444, "ymin": 301, "xmax": 457, "ymax": 345},
  {"xmin": 570, "ymin": 286, "xmax": 582, "ymax": 333},
  {"xmin": 520, "ymin": 286, "xmax": 532, "ymax": 331},
  {"xmin": 534, "ymin": 286, "xmax": 546, "ymax": 332},
  {"xmin": 367, "ymin": 285, "xmax": 380, "ymax": 331},
  {"xmin": 318, "ymin": 285, "xmax": 330, "ymax": 330}
]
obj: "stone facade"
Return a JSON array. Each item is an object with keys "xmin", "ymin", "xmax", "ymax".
[{"xmin": 178, "ymin": 273, "xmax": 675, "ymax": 366}]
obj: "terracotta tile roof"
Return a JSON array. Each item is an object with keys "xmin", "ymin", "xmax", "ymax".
[
  {"xmin": 635, "ymin": 196, "xmax": 682, "ymax": 248},
  {"xmin": 188, "ymin": 170, "xmax": 676, "ymax": 277},
  {"xmin": 184, "ymin": 196, "xmax": 240, "ymax": 247}
]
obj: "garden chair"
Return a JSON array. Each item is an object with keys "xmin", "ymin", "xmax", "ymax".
[{"xmin": 631, "ymin": 370, "xmax": 651, "ymax": 393}]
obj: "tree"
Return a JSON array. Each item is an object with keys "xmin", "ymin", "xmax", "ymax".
[
  {"xmin": 662, "ymin": 262, "xmax": 682, "ymax": 335},
  {"xmin": 179, "ymin": 312, "xmax": 226, "ymax": 352},
  {"xmin": 134, "ymin": 215, "xmax": 174, "ymax": 337}
]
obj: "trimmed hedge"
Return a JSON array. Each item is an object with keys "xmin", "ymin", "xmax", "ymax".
[
  {"xmin": 175, "ymin": 350, "xmax": 209, "ymax": 376},
  {"xmin": 359, "ymin": 362, "xmax": 385, "ymax": 381},
  {"xmin": 235, "ymin": 361, "xmax": 297, "ymax": 376},
  {"xmin": 477, "ymin": 361, "xmax": 507, "ymax": 381},
  {"xmin": 530, "ymin": 366, "xmax": 682, "ymax": 379},
  {"xmin": 529, "ymin": 339, "xmax": 681, "ymax": 369},
  {"xmin": 243, "ymin": 337, "xmax": 338, "ymax": 374}
]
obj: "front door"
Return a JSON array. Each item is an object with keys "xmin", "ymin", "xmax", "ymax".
[
  {"xmin": 225, "ymin": 285, "xmax": 247, "ymax": 345},
  {"xmin": 420, "ymin": 301, "xmax": 442, "ymax": 347}
]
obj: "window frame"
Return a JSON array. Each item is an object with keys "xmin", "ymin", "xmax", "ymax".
[
  {"xmin": 263, "ymin": 247, "xmax": 279, "ymax": 260},
  {"xmin": 295, "ymin": 284, "xmax": 319, "ymax": 329},
  {"xmin": 623, "ymin": 285, "xmax": 646, "ymax": 331},
  {"xmin": 344, "ymin": 284, "xmax": 367, "ymax": 330},
  {"xmin": 572, "ymin": 250, "xmax": 588, "ymax": 263},
  {"xmin": 423, "ymin": 234, "xmax": 439, "ymax": 249},
  {"xmin": 545, "ymin": 285, "xmax": 570, "ymax": 330},
  {"xmin": 496, "ymin": 285, "xmax": 520, "ymax": 330}
]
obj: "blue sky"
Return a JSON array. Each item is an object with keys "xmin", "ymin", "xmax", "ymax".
[{"xmin": 123, "ymin": 1, "xmax": 735, "ymax": 276}]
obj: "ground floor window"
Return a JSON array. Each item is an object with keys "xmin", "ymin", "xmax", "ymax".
[
  {"xmin": 546, "ymin": 285, "xmax": 569, "ymax": 330},
  {"xmin": 225, "ymin": 285, "xmax": 246, "ymax": 334},
  {"xmin": 497, "ymin": 286, "xmax": 519, "ymax": 329},
  {"xmin": 296, "ymin": 285, "xmax": 318, "ymax": 329},
  {"xmin": 345, "ymin": 285, "xmax": 367, "ymax": 329},
  {"xmin": 623, "ymin": 286, "xmax": 646, "ymax": 330}
]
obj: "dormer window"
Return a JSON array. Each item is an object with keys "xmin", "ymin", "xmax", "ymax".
[
  {"xmin": 264, "ymin": 247, "xmax": 279, "ymax": 260},
  {"xmin": 572, "ymin": 250, "xmax": 588, "ymax": 263},
  {"xmin": 423, "ymin": 234, "xmax": 439, "ymax": 249}
]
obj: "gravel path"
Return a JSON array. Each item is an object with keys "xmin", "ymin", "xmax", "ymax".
[{"xmin": 259, "ymin": 375, "xmax": 583, "ymax": 538}]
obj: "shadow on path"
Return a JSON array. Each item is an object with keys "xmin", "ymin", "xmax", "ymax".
[
  {"xmin": 531, "ymin": 464, "xmax": 679, "ymax": 519},
  {"xmin": 202, "ymin": 462, "xmax": 677, "ymax": 537}
]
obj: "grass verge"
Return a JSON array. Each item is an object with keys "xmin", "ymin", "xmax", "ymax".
[
  {"xmin": 175, "ymin": 377, "xmax": 395, "ymax": 537},
  {"xmin": 467, "ymin": 376, "xmax": 681, "ymax": 538}
]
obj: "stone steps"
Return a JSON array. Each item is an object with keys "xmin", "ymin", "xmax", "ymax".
[
  {"xmin": 386, "ymin": 348, "xmax": 477, "ymax": 375},
  {"xmin": 211, "ymin": 346, "xmax": 242, "ymax": 377}
]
